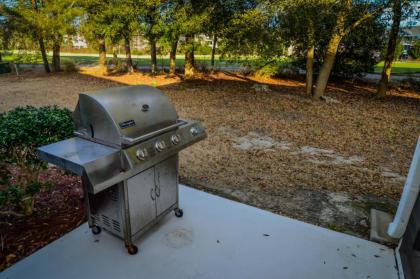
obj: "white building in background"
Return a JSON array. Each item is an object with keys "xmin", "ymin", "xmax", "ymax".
[
  {"xmin": 71, "ymin": 34, "xmax": 88, "ymax": 49},
  {"xmin": 400, "ymin": 2, "xmax": 420, "ymax": 43},
  {"xmin": 63, "ymin": 34, "xmax": 88, "ymax": 49},
  {"xmin": 131, "ymin": 35, "xmax": 149, "ymax": 51}
]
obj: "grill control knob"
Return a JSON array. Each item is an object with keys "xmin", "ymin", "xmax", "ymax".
[
  {"xmin": 155, "ymin": 140, "xmax": 166, "ymax": 152},
  {"xmin": 171, "ymin": 134, "xmax": 181, "ymax": 145},
  {"xmin": 136, "ymin": 148, "xmax": 148, "ymax": 160},
  {"xmin": 190, "ymin": 127, "xmax": 199, "ymax": 136}
]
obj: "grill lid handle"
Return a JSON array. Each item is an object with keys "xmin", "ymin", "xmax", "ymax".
[{"xmin": 120, "ymin": 120, "xmax": 186, "ymax": 146}]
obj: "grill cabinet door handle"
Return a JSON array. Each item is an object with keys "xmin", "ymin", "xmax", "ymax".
[
  {"xmin": 150, "ymin": 188, "xmax": 156, "ymax": 200},
  {"xmin": 155, "ymin": 172, "xmax": 161, "ymax": 197}
]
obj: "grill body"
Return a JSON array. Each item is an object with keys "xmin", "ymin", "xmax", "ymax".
[{"xmin": 37, "ymin": 86, "xmax": 206, "ymax": 254}]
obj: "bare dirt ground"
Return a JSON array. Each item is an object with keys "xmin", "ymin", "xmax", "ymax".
[{"xmin": 0, "ymin": 68, "xmax": 419, "ymax": 268}]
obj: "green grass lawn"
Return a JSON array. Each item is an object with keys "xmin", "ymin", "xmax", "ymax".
[
  {"xmin": 2, "ymin": 52, "xmax": 239, "ymax": 68},
  {"xmin": 374, "ymin": 61, "xmax": 420, "ymax": 75},
  {"xmin": 4, "ymin": 51, "xmax": 419, "ymax": 75}
]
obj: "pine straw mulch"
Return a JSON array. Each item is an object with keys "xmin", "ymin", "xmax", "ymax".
[
  {"xmin": 0, "ymin": 168, "xmax": 84, "ymax": 271},
  {"xmin": 161, "ymin": 74, "xmax": 420, "ymax": 200}
]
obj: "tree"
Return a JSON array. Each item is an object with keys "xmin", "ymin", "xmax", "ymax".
[
  {"xmin": 331, "ymin": 15, "xmax": 386, "ymax": 78},
  {"xmin": 409, "ymin": 39, "xmax": 420, "ymax": 59},
  {"xmin": 1, "ymin": 0, "xmax": 51, "ymax": 73},
  {"xmin": 161, "ymin": 0, "xmax": 183, "ymax": 75},
  {"xmin": 42, "ymin": 0, "xmax": 80, "ymax": 71},
  {"xmin": 377, "ymin": 0, "xmax": 409, "ymax": 97},
  {"xmin": 218, "ymin": 1, "xmax": 283, "ymax": 63},
  {"xmin": 137, "ymin": 0, "xmax": 165, "ymax": 75},
  {"xmin": 279, "ymin": 0, "xmax": 335, "ymax": 95},
  {"xmin": 31, "ymin": 0, "xmax": 50, "ymax": 73},
  {"xmin": 81, "ymin": 0, "xmax": 113, "ymax": 70},
  {"xmin": 204, "ymin": 0, "xmax": 250, "ymax": 71},
  {"xmin": 104, "ymin": 0, "xmax": 138, "ymax": 72},
  {"xmin": 176, "ymin": 0, "xmax": 212, "ymax": 77},
  {"xmin": 312, "ymin": 0, "xmax": 388, "ymax": 100}
]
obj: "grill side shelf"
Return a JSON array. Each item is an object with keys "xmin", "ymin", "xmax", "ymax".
[{"xmin": 37, "ymin": 137, "xmax": 120, "ymax": 177}]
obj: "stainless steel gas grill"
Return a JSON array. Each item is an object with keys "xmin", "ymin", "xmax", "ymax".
[{"xmin": 37, "ymin": 85, "xmax": 206, "ymax": 254}]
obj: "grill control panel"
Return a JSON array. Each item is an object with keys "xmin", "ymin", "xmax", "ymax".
[{"xmin": 124, "ymin": 121, "xmax": 205, "ymax": 168}]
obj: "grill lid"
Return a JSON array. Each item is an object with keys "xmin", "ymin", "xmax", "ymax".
[{"xmin": 73, "ymin": 86, "xmax": 178, "ymax": 147}]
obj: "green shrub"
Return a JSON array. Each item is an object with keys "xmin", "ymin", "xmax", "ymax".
[
  {"xmin": 247, "ymin": 58, "xmax": 296, "ymax": 78},
  {"xmin": 107, "ymin": 58, "xmax": 129, "ymax": 75},
  {"xmin": 62, "ymin": 60, "xmax": 78, "ymax": 72},
  {"xmin": 409, "ymin": 40, "xmax": 420, "ymax": 59},
  {"xmin": 0, "ymin": 106, "xmax": 74, "ymax": 215}
]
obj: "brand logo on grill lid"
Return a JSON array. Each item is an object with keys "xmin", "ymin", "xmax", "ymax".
[{"xmin": 119, "ymin": 120, "xmax": 136, "ymax": 129}]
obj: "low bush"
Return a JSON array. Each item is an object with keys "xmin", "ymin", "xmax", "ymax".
[
  {"xmin": 62, "ymin": 60, "xmax": 78, "ymax": 72},
  {"xmin": 248, "ymin": 58, "xmax": 297, "ymax": 78},
  {"xmin": 107, "ymin": 58, "xmax": 129, "ymax": 75},
  {"xmin": 0, "ymin": 106, "xmax": 74, "ymax": 215}
]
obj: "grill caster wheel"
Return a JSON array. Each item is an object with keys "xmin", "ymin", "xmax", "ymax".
[
  {"xmin": 126, "ymin": 244, "xmax": 138, "ymax": 255},
  {"xmin": 174, "ymin": 208, "xmax": 183, "ymax": 218},
  {"xmin": 91, "ymin": 226, "xmax": 101, "ymax": 235}
]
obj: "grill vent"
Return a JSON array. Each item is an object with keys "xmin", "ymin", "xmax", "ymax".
[
  {"xmin": 112, "ymin": 219, "xmax": 121, "ymax": 232},
  {"xmin": 102, "ymin": 215, "xmax": 111, "ymax": 227}
]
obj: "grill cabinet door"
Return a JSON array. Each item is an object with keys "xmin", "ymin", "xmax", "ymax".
[
  {"xmin": 127, "ymin": 167, "xmax": 156, "ymax": 234},
  {"xmin": 155, "ymin": 155, "xmax": 178, "ymax": 216}
]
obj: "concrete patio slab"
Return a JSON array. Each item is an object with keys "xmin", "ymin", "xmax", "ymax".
[{"xmin": 1, "ymin": 186, "xmax": 398, "ymax": 279}]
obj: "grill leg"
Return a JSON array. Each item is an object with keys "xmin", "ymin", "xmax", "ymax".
[
  {"xmin": 125, "ymin": 243, "xmax": 138, "ymax": 255},
  {"xmin": 81, "ymin": 175, "xmax": 94, "ymax": 228},
  {"xmin": 174, "ymin": 207, "xmax": 183, "ymax": 218}
]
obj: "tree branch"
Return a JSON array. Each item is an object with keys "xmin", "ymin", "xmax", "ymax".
[{"xmin": 344, "ymin": 1, "xmax": 390, "ymax": 36}]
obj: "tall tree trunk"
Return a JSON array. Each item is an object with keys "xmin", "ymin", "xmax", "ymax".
[
  {"xmin": 0, "ymin": 52, "xmax": 2, "ymax": 62},
  {"xmin": 52, "ymin": 41, "xmax": 61, "ymax": 72},
  {"xmin": 169, "ymin": 40, "xmax": 178, "ymax": 75},
  {"xmin": 306, "ymin": 22, "xmax": 315, "ymax": 95},
  {"xmin": 112, "ymin": 45, "xmax": 118, "ymax": 59},
  {"xmin": 306, "ymin": 45, "xmax": 315, "ymax": 95},
  {"xmin": 38, "ymin": 38, "xmax": 50, "ymax": 73},
  {"xmin": 211, "ymin": 33, "xmax": 217, "ymax": 71},
  {"xmin": 150, "ymin": 38, "xmax": 157, "ymax": 74},
  {"xmin": 32, "ymin": 0, "xmax": 50, "ymax": 73},
  {"xmin": 184, "ymin": 35, "xmax": 195, "ymax": 78},
  {"xmin": 98, "ymin": 38, "xmax": 106, "ymax": 69},
  {"xmin": 312, "ymin": 5, "xmax": 348, "ymax": 100},
  {"xmin": 124, "ymin": 35, "xmax": 133, "ymax": 73},
  {"xmin": 377, "ymin": 0, "xmax": 402, "ymax": 97}
]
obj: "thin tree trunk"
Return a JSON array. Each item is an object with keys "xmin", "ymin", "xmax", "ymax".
[
  {"xmin": 184, "ymin": 34, "xmax": 195, "ymax": 78},
  {"xmin": 169, "ymin": 40, "xmax": 178, "ymax": 75},
  {"xmin": 52, "ymin": 41, "xmax": 61, "ymax": 72},
  {"xmin": 312, "ymin": 5, "xmax": 348, "ymax": 100},
  {"xmin": 112, "ymin": 45, "xmax": 118, "ymax": 59},
  {"xmin": 32, "ymin": 0, "xmax": 50, "ymax": 73},
  {"xmin": 150, "ymin": 38, "xmax": 157, "ymax": 74},
  {"xmin": 98, "ymin": 38, "xmax": 106, "ymax": 68},
  {"xmin": 38, "ymin": 38, "xmax": 50, "ymax": 73},
  {"xmin": 0, "ymin": 52, "xmax": 2, "ymax": 62},
  {"xmin": 124, "ymin": 36, "xmax": 133, "ymax": 73},
  {"xmin": 306, "ymin": 45, "xmax": 315, "ymax": 95},
  {"xmin": 306, "ymin": 22, "xmax": 315, "ymax": 95},
  {"xmin": 211, "ymin": 33, "xmax": 217, "ymax": 71},
  {"xmin": 377, "ymin": 0, "xmax": 402, "ymax": 97}
]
